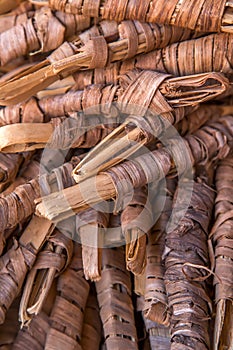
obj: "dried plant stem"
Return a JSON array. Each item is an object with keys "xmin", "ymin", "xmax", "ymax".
[{"xmin": 209, "ymin": 155, "xmax": 233, "ymax": 350}]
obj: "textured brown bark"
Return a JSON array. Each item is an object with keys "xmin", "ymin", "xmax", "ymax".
[
  {"xmin": 44, "ymin": 243, "xmax": 90, "ymax": 350},
  {"xmin": 209, "ymin": 155, "xmax": 233, "ymax": 350},
  {"xmin": 36, "ymin": 115, "xmax": 233, "ymax": 222},
  {"xmin": 95, "ymin": 246, "xmax": 138, "ymax": 349}
]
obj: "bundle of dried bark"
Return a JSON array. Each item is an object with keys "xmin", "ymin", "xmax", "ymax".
[
  {"xmin": 31, "ymin": 0, "xmax": 233, "ymax": 34},
  {"xmin": 95, "ymin": 246, "xmax": 138, "ymax": 349},
  {"xmin": 209, "ymin": 155, "xmax": 233, "ymax": 350},
  {"xmin": 36, "ymin": 115, "xmax": 233, "ymax": 222},
  {"xmin": 44, "ymin": 243, "xmax": 90, "ymax": 350}
]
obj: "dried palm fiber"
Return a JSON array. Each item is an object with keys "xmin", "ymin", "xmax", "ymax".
[
  {"xmin": 12, "ymin": 311, "xmax": 50, "ymax": 350},
  {"xmin": 143, "ymin": 317, "xmax": 171, "ymax": 350},
  {"xmin": 209, "ymin": 155, "xmax": 233, "ymax": 350},
  {"xmin": 72, "ymin": 70, "xmax": 229, "ymax": 183},
  {"xmin": 44, "ymin": 243, "xmax": 89, "ymax": 350},
  {"xmin": 1, "ymin": 71, "xmax": 229, "ymax": 128},
  {"xmin": 0, "ymin": 22, "xmax": 210, "ymax": 106},
  {"xmin": 95, "ymin": 243, "xmax": 138, "ymax": 349},
  {"xmin": 0, "ymin": 0, "xmax": 24, "ymax": 15},
  {"xmin": 0, "ymin": 153, "xmax": 84, "ymax": 241},
  {"xmin": 37, "ymin": 0, "xmax": 233, "ymax": 34},
  {"xmin": 0, "ymin": 114, "xmax": 119, "ymax": 152},
  {"xmin": 143, "ymin": 178, "xmax": 177, "ymax": 327},
  {"xmin": 0, "ymin": 299, "xmax": 20, "ymax": 349},
  {"xmin": 72, "ymin": 32, "xmax": 233, "ymax": 91},
  {"xmin": 76, "ymin": 207, "xmax": 109, "ymax": 281},
  {"xmin": 36, "ymin": 114, "xmax": 233, "ymax": 222},
  {"xmin": 19, "ymin": 221, "xmax": 74, "ymax": 325},
  {"xmin": 0, "ymin": 6, "xmax": 92, "ymax": 67},
  {"xmin": 163, "ymin": 169, "xmax": 216, "ymax": 350},
  {"xmin": 80, "ymin": 288, "xmax": 102, "ymax": 350},
  {"xmin": 121, "ymin": 186, "xmax": 153, "ymax": 275}
]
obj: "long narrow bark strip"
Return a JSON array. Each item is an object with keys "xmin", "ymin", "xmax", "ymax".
[
  {"xmin": 76, "ymin": 208, "xmax": 109, "ymax": 281},
  {"xmin": 0, "ymin": 6, "xmax": 91, "ymax": 66},
  {"xmin": 12, "ymin": 312, "xmax": 50, "ymax": 350},
  {"xmin": 209, "ymin": 155, "xmax": 233, "ymax": 350},
  {"xmin": 95, "ymin": 246, "xmax": 138, "ymax": 349},
  {"xmin": 164, "ymin": 179, "xmax": 215, "ymax": 350},
  {"xmin": 44, "ymin": 243, "xmax": 90, "ymax": 350},
  {"xmin": 121, "ymin": 186, "xmax": 153, "ymax": 275},
  {"xmin": 36, "ymin": 115, "xmax": 233, "ymax": 222},
  {"xmin": 0, "ymin": 24, "xmax": 216, "ymax": 106}
]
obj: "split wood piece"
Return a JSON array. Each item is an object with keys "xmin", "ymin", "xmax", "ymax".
[
  {"xmin": 0, "ymin": 152, "xmax": 28, "ymax": 189},
  {"xmin": 0, "ymin": 6, "xmax": 92, "ymax": 67},
  {"xmin": 209, "ymin": 155, "xmax": 233, "ymax": 350},
  {"xmin": 0, "ymin": 155, "xmax": 82, "ymax": 245},
  {"xmin": 95, "ymin": 246, "xmax": 138, "ymax": 349},
  {"xmin": 0, "ymin": 215, "xmax": 54, "ymax": 325},
  {"xmin": 44, "ymin": 243, "xmax": 90, "ymax": 350},
  {"xmin": 73, "ymin": 70, "xmax": 229, "ymax": 183},
  {"xmin": 121, "ymin": 186, "xmax": 153, "ymax": 275},
  {"xmin": 164, "ymin": 181, "xmax": 215, "ymax": 350},
  {"xmin": 0, "ymin": 299, "xmax": 20, "ymax": 349},
  {"xmin": 76, "ymin": 208, "xmax": 109, "ymax": 281},
  {"xmin": 80, "ymin": 288, "xmax": 102, "ymax": 350},
  {"xmin": 0, "ymin": 23, "xmax": 209, "ymax": 106},
  {"xmin": 36, "ymin": 115, "xmax": 233, "ymax": 222},
  {"xmin": 73, "ymin": 32, "xmax": 233, "ymax": 90},
  {"xmin": 0, "ymin": 0, "xmax": 23, "ymax": 15},
  {"xmin": 144, "ymin": 318, "xmax": 171, "ymax": 350},
  {"xmin": 144, "ymin": 179, "xmax": 177, "ymax": 327},
  {"xmin": 19, "ymin": 226, "xmax": 74, "ymax": 325},
  {"xmin": 38, "ymin": 0, "xmax": 233, "ymax": 34},
  {"xmin": 0, "ymin": 115, "xmax": 118, "ymax": 152},
  {"xmin": 12, "ymin": 312, "xmax": 50, "ymax": 350}
]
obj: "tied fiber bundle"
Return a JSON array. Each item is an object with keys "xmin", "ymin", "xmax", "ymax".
[
  {"xmin": 0, "ymin": 19, "xmax": 206, "ymax": 105},
  {"xmin": 95, "ymin": 244, "xmax": 138, "ymax": 349},
  {"xmin": 209, "ymin": 155, "xmax": 233, "ymax": 350},
  {"xmin": 33, "ymin": 0, "xmax": 233, "ymax": 34}
]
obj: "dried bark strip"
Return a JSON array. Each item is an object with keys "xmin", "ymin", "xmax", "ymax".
[
  {"xmin": 164, "ymin": 180, "xmax": 215, "ymax": 350},
  {"xmin": 95, "ymin": 246, "xmax": 138, "ymax": 349},
  {"xmin": 34, "ymin": 0, "xmax": 232, "ymax": 33},
  {"xmin": 0, "ymin": 6, "xmax": 91, "ymax": 66},
  {"xmin": 121, "ymin": 186, "xmax": 153, "ymax": 275},
  {"xmin": 76, "ymin": 208, "xmax": 109, "ymax": 281},
  {"xmin": 143, "ymin": 317, "xmax": 171, "ymax": 350},
  {"xmin": 44, "ymin": 243, "xmax": 90, "ymax": 350},
  {"xmin": 12, "ymin": 312, "xmax": 49, "ymax": 350},
  {"xmin": 36, "ymin": 115, "xmax": 233, "ymax": 222},
  {"xmin": 0, "ymin": 23, "xmax": 214, "ymax": 105},
  {"xmin": 144, "ymin": 179, "xmax": 177, "ymax": 326},
  {"xmin": 209, "ymin": 155, "xmax": 233, "ymax": 350},
  {"xmin": 80, "ymin": 289, "xmax": 102, "ymax": 350}
]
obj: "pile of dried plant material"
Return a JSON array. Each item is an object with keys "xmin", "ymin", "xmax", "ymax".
[{"xmin": 0, "ymin": 1, "xmax": 233, "ymax": 350}]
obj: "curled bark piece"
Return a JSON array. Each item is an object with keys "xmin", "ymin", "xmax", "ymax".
[
  {"xmin": 80, "ymin": 289, "xmax": 102, "ymax": 350},
  {"xmin": 0, "ymin": 6, "xmax": 91, "ymax": 66},
  {"xmin": 43, "ymin": 0, "xmax": 233, "ymax": 34},
  {"xmin": 73, "ymin": 70, "xmax": 229, "ymax": 183},
  {"xmin": 0, "ymin": 21, "xmax": 207, "ymax": 105},
  {"xmin": 44, "ymin": 243, "xmax": 90, "ymax": 350},
  {"xmin": 0, "ymin": 216, "xmax": 54, "ymax": 325},
  {"xmin": 164, "ymin": 181, "xmax": 215, "ymax": 350},
  {"xmin": 143, "ymin": 179, "xmax": 177, "ymax": 327},
  {"xmin": 12, "ymin": 312, "xmax": 49, "ymax": 350},
  {"xmin": 121, "ymin": 186, "xmax": 153, "ymax": 275},
  {"xmin": 19, "ymin": 227, "xmax": 74, "ymax": 325},
  {"xmin": 95, "ymin": 246, "xmax": 138, "ymax": 349},
  {"xmin": 0, "ymin": 115, "xmax": 117, "ymax": 152},
  {"xmin": 76, "ymin": 208, "xmax": 109, "ymax": 281},
  {"xmin": 36, "ymin": 115, "xmax": 233, "ymax": 222},
  {"xmin": 209, "ymin": 155, "xmax": 233, "ymax": 350}
]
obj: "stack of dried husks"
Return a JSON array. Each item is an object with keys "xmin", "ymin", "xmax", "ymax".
[{"xmin": 0, "ymin": 1, "xmax": 232, "ymax": 349}]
